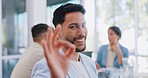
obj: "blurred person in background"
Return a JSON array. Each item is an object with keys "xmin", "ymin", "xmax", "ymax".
[
  {"xmin": 96, "ymin": 26, "xmax": 129, "ymax": 69},
  {"xmin": 11, "ymin": 23, "xmax": 53, "ymax": 78}
]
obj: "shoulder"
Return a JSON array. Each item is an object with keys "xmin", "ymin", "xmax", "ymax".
[
  {"xmin": 97, "ymin": 44, "xmax": 108, "ymax": 52},
  {"xmin": 80, "ymin": 53, "xmax": 95, "ymax": 66},
  {"xmin": 24, "ymin": 43, "xmax": 43, "ymax": 55},
  {"xmin": 32, "ymin": 58, "xmax": 48, "ymax": 70},
  {"xmin": 21, "ymin": 44, "xmax": 44, "ymax": 63},
  {"xmin": 119, "ymin": 44, "xmax": 129, "ymax": 57},
  {"xmin": 100, "ymin": 44, "xmax": 108, "ymax": 49},
  {"xmin": 28, "ymin": 43, "xmax": 44, "ymax": 57},
  {"xmin": 120, "ymin": 45, "xmax": 129, "ymax": 52},
  {"xmin": 30, "ymin": 42, "xmax": 43, "ymax": 51},
  {"xmin": 80, "ymin": 53, "xmax": 92, "ymax": 60},
  {"xmin": 32, "ymin": 58, "xmax": 50, "ymax": 78},
  {"xmin": 80, "ymin": 53, "xmax": 97, "ymax": 75}
]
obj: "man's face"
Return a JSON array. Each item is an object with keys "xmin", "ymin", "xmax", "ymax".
[{"xmin": 61, "ymin": 12, "xmax": 87, "ymax": 52}]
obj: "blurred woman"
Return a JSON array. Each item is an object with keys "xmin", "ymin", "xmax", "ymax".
[{"xmin": 96, "ymin": 26, "xmax": 129, "ymax": 69}]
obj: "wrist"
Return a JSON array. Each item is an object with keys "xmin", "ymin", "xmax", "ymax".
[{"xmin": 116, "ymin": 47, "xmax": 121, "ymax": 53}]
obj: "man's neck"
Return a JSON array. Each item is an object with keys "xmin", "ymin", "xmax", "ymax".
[
  {"xmin": 34, "ymin": 38, "xmax": 41, "ymax": 44},
  {"xmin": 71, "ymin": 52, "xmax": 80, "ymax": 61}
]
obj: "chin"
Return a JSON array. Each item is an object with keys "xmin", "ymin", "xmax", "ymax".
[{"xmin": 75, "ymin": 46, "xmax": 86, "ymax": 52}]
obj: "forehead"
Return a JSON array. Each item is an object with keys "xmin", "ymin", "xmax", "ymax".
[
  {"xmin": 64, "ymin": 12, "xmax": 85, "ymax": 24},
  {"xmin": 108, "ymin": 29, "xmax": 115, "ymax": 33}
]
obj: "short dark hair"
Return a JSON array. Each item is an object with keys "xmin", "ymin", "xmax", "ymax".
[
  {"xmin": 31, "ymin": 23, "xmax": 48, "ymax": 38},
  {"xmin": 52, "ymin": 3, "xmax": 86, "ymax": 27},
  {"xmin": 109, "ymin": 26, "xmax": 121, "ymax": 39}
]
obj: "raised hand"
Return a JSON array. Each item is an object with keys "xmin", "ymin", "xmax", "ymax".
[
  {"xmin": 110, "ymin": 44, "xmax": 121, "ymax": 53},
  {"xmin": 110, "ymin": 43, "xmax": 123, "ymax": 64},
  {"xmin": 41, "ymin": 25, "xmax": 75, "ymax": 78}
]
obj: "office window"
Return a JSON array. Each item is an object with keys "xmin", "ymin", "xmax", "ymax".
[
  {"xmin": 2, "ymin": 0, "xmax": 28, "ymax": 56},
  {"xmin": 95, "ymin": 0, "xmax": 148, "ymax": 77},
  {"xmin": 137, "ymin": 0, "xmax": 148, "ymax": 74},
  {"xmin": 83, "ymin": 0, "xmax": 95, "ymax": 51},
  {"xmin": 95, "ymin": 0, "xmax": 134, "ymax": 50},
  {"xmin": 1, "ymin": 0, "xmax": 27, "ymax": 78},
  {"xmin": 2, "ymin": 59, "xmax": 19, "ymax": 78}
]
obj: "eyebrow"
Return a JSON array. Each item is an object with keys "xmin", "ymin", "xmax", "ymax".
[
  {"xmin": 68, "ymin": 22, "xmax": 86, "ymax": 26},
  {"xmin": 68, "ymin": 23, "xmax": 79, "ymax": 26}
]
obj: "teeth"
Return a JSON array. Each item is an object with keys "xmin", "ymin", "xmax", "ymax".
[{"xmin": 76, "ymin": 39, "xmax": 84, "ymax": 41}]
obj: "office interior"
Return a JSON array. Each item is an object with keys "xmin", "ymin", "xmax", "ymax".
[{"xmin": 0, "ymin": 0, "xmax": 148, "ymax": 78}]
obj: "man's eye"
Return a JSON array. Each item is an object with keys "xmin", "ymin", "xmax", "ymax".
[
  {"xmin": 82, "ymin": 23, "xmax": 87, "ymax": 28},
  {"xmin": 69, "ymin": 26, "xmax": 77, "ymax": 29},
  {"xmin": 82, "ymin": 25, "xmax": 86, "ymax": 28}
]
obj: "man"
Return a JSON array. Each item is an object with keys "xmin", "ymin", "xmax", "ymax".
[
  {"xmin": 11, "ymin": 23, "xmax": 52, "ymax": 78},
  {"xmin": 32, "ymin": 3, "xmax": 98, "ymax": 78}
]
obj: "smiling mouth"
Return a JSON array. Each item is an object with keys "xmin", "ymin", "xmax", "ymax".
[
  {"xmin": 74, "ymin": 38, "xmax": 85, "ymax": 45},
  {"xmin": 76, "ymin": 38, "xmax": 84, "ymax": 42}
]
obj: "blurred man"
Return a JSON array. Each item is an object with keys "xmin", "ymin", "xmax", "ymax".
[
  {"xmin": 11, "ymin": 23, "xmax": 53, "ymax": 78},
  {"xmin": 32, "ymin": 3, "xmax": 98, "ymax": 78}
]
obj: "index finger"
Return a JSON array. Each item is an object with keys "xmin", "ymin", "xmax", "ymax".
[
  {"xmin": 56, "ymin": 40, "xmax": 75, "ymax": 58},
  {"xmin": 52, "ymin": 24, "xmax": 61, "ymax": 46}
]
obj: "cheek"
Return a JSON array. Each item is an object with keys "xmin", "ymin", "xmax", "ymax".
[
  {"xmin": 109, "ymin": 36, "xmax": 116, "ymax": 41},
  {"xmin": 85, "ymin": 30, "xmax": 88, "ymax": 36},
  {"xmin": 67, "ymin": 30, "xmax": 77, "ymax": 37},
  {"xmin": 64, "ymin": 33, "xmax": 75, "ymax": 40},
  {"xmin": 108, "ymin": 35, "xmax": 113, "ymax": 40},
  {"xmin": 113, "ymin": 37, "xmax": 118, "ymax": 41},
  {"xmin": 115, "ymin": 35, "xmax": 119, "ymax": 40}
]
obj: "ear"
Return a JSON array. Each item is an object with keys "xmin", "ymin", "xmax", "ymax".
[
  {"xmin": 57, "ymin": 33, "xmax": 63, "ymax": 40},
  {"xmin": 56, "ymin": 24, "xmax": 63, "ymax": 40},
  {"xmin": 117, "ymin": 36, "xmax": 120, "ymax": 40}
]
